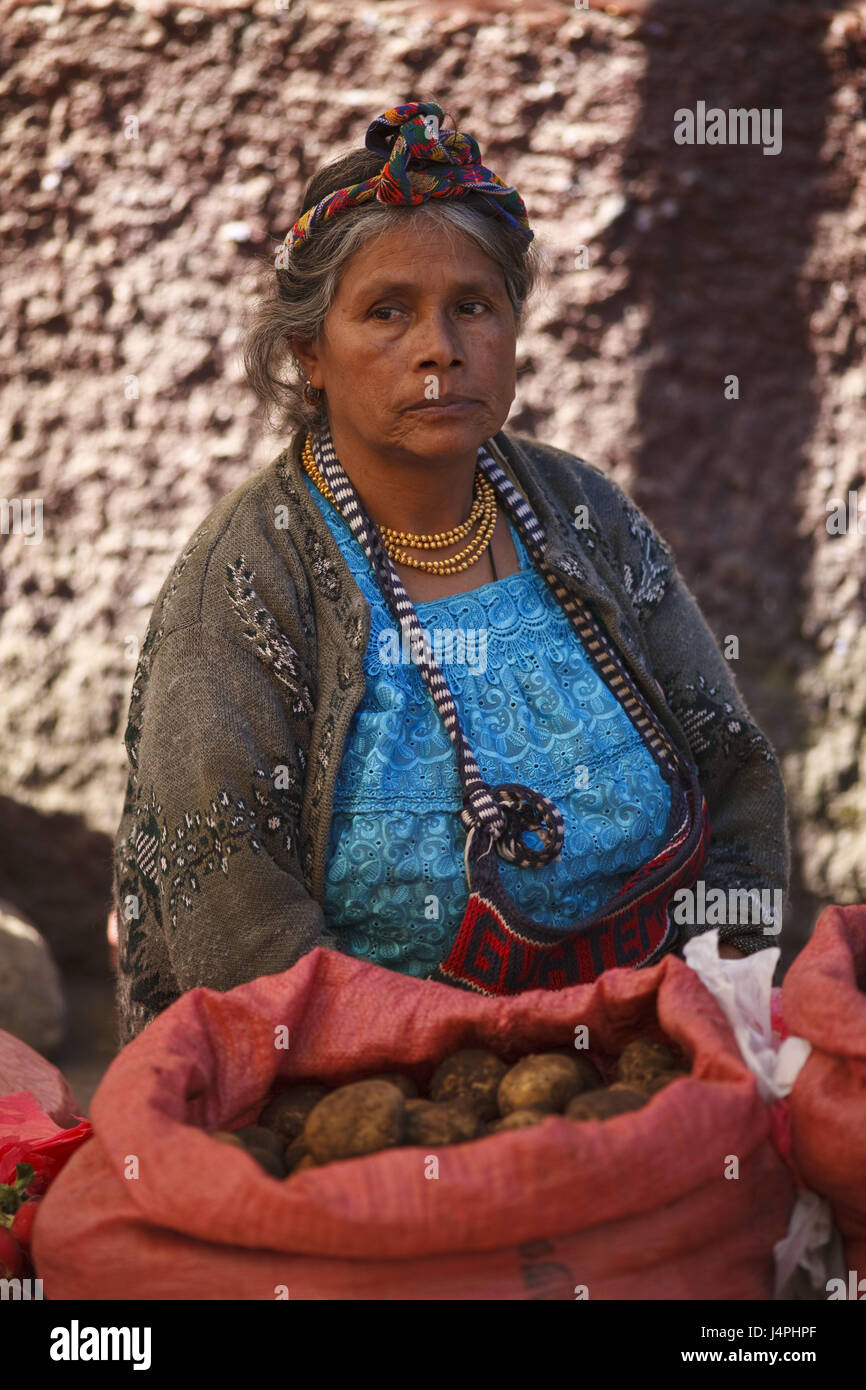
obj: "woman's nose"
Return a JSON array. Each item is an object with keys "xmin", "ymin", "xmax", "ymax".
[{"xmin": 412, "ymin": 310, "xmax": 464, "ymax": 368}]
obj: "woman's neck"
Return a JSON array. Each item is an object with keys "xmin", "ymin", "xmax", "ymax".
[
  {"xmin": 325, "ymin": 420, "xmax": 481, "ymax": 536},
  {"xmin": 311, "ymin": 419, "xmax": 523, "ymax": 603}
]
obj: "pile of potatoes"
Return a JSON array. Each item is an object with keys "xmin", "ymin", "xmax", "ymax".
[{"xmin": 208, "ymin": 1035, "xmax": 689, "ymax": 1179}]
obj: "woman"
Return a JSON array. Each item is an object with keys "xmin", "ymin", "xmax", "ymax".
[{"xmin": 113, "ymin": 101, "xmax": 789, "ymax": 1046}]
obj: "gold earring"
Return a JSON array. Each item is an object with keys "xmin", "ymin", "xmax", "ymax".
[{"xmin": 303, "ymin": 381, "xmax": 322, "ymax": 405}]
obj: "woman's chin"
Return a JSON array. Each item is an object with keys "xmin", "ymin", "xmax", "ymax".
[{"xmin": 398, "ymin": 407, "xmax": 495, "ymax": 452}]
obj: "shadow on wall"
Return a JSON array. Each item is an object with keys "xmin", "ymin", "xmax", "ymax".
[
  {"xmin": 0, "ymin": 797, "xmax": 118, "ymax": 1109},
  {"xmin": 583, "ymin": 0, "xmax": 852, "ymax": 967},
  {"xmin": 0, "ymin": 795, "xmax": 113, "ymax": 977}
]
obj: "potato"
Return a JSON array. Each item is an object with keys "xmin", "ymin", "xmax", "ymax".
[
  {"xmin": 246, "ymin": 1145, "xmax": 286, "ymax": 1178},
  {"xmin": 429, "ymin": 1049, "xmax": 509, "ymax": 1121},
  {"xmin": 404, "ymin": 1099, "xmax": 481, "ymax": 1146},
  {"xmin": 497, "ymin": 1053, "xmax": 588, "ymax": 1115},
  {"xmin": 210, "ymin": 1129, "xmax": 244, "ymax": 1148},
  {"xmin": 304, "ymin": 1080, "xmax": 406, "ymax": 1163},
  {"xmin": 560, "ymin": 1052, "xmax": 604, "ymax": 1091},
  {"xmin": 258, "ymin": 1083, "xmax": 331, "ymax": 1142},
  {"xmin": 616, "ymin": 1037, "xmax": 683, "ymax": 1086},
  {"xmin": 546, "ymin": 1047, "xmax": 604, "ymax": 1083},
  {"xmin": 608, "ymin": 1082, "xmax": 652, "ymax": 1102},
  {"xmin": 638, "ymin": 1069, "xmax": 690, "ymax": 1096},
  {"xmin": 565, "ymin": 1085, "xmax": 647, "ymax": 1121},
  {"xmin": 283, "ymin": 1134, "xmax": 311, "ymax": 1174},
  {"xmin": 234, "ymin": 1125, "xmax": 285, "ymax": 1160},
  {"xmin": 363, "ymin": 1072, "xmax": 419, "ymax": 1099},
  {"xmin": 488, "ymin": 1108, "xmax": 548, "ymax": 1133}
]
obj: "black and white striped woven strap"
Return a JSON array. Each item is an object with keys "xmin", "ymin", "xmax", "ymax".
[{"xmin": 310, "ymin": 424, "xmax": 565, "ymax": 869}]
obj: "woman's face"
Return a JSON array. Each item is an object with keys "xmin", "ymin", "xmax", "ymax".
[{"xmin": 294, "ymin": 217, "xmax": 519, "ymax": 463}]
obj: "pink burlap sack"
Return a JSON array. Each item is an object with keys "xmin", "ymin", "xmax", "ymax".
[
  {"xmin": 33, "ymin": 946, "xmax": 796, "ymax": 1300},
  {"xmin": 782, "ymin": 904, "xmax": 866, "ymax": 1273}
]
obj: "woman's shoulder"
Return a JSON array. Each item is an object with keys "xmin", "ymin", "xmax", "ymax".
[
  {"xmin": 497, "ymin": 428, "xmax": 648, "ymax": 523},
  {"xmin": 496, "ymin": 428, "xmax": 677, "ymax": 622},
  {"xmin": 139, "ymin": 449, "xmax": 312, "ymax": 660}
]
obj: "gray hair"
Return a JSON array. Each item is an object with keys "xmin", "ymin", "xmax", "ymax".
[{"xmin": 241, "ymin": 143, "xmax": 544, "ymax": 439}]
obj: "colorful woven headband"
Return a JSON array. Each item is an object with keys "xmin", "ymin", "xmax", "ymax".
[{"xmin": 279, "ymin": 100, "xmax": 533, "ymax": 256}]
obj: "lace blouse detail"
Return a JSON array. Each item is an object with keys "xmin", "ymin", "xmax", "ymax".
[{"xmin": 303, "ymin": 475, "xmax": 673, "ymax": 976}]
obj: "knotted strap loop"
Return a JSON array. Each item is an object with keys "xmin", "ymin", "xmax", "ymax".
[
  {"xmin": 461, "ymin": 781, "xmax": 565, "ymax": 868},
  {"xmin": 459, "ymin": 782, "xmax": 507, "ymax": 840}
]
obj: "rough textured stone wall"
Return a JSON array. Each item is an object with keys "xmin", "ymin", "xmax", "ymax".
[{"xmin": 1, "ymin": 0, "xmax": 864, "ymax": 1094}]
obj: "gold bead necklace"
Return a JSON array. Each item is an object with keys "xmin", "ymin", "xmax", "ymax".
[
  {"xmin": 380, "ymin": 481, "xmax": 485, "ymax": 548},
  {"xmin": 301, "ymin": 434, "xmax": 498, "ymax": 576}
]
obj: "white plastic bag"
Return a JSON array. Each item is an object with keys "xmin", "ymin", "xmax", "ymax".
[{"xmin": 683, "ymin": 929, "xmax": 847, "ymax": 1300}]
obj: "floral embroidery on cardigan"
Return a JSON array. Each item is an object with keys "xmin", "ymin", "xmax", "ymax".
[
  {"xmin": 304, "ymin": 526, "xmax": 342, "ymax": 601},
  {"xmin": 114, "ymin": 804, "xmax": 180, "ymax": 1040},
  {"xmin": 225, "ymin": 556, "xmax": 314, "ymax": 717},
  {"xmin": 553, "ymin": 551, "xmax": 591, "ymax": 587},
  {"xmin": 128, "ymin": 771, "xmax": 303, "ymax": 935},
  {"xmin": 619, "ymin": 496, "xmax": 675, "ymax": 621},
  {"xmin": 666, "ymin": 671, "xmax": 776, "ymax": 769},
  {"xmin": 274, "ymin": 454, "xmax": 368, "ymax": 653},
  {"xmin": 572, "ymin": 481, "xmax": 674, "ymax": 624},
  {"xmin": 346, "ymin": 610, "xmax": 366, "ymax": 654}
]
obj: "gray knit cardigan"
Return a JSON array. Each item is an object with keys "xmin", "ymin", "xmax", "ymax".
[{"xmin": 113, "ymin": 426, "xmax": 790, "ymax": 1045}]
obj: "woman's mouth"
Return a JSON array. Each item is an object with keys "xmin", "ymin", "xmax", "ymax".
[{"xmin": 405, "ymin": 395, "xmax": 480, "ymax": 417}]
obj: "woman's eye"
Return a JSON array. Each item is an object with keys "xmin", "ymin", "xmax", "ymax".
[{"xmin": 369, "ymin": 302, "xmax": 489, "ymax": 321}]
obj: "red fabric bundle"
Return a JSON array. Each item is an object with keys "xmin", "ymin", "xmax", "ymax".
[
  {"xmin": 0, "ymin": 1048, "xmax": 93, "ymax": 1274},
  {"xmin": 0, "ymin": 1094, "xmax": 92, "ymax": 1195},
  {"xmin": 782, "ymin": 904, "xmax": 866, "ymax": 1274},
  {"xmin": 33, "ymin": 947, "xmax": 796, "ymax": 1300}
]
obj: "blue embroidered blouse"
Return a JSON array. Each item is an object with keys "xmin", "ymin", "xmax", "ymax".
[{"xmin": 303, "ymin": 474, "xmax": 673, "ymax": 977}]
